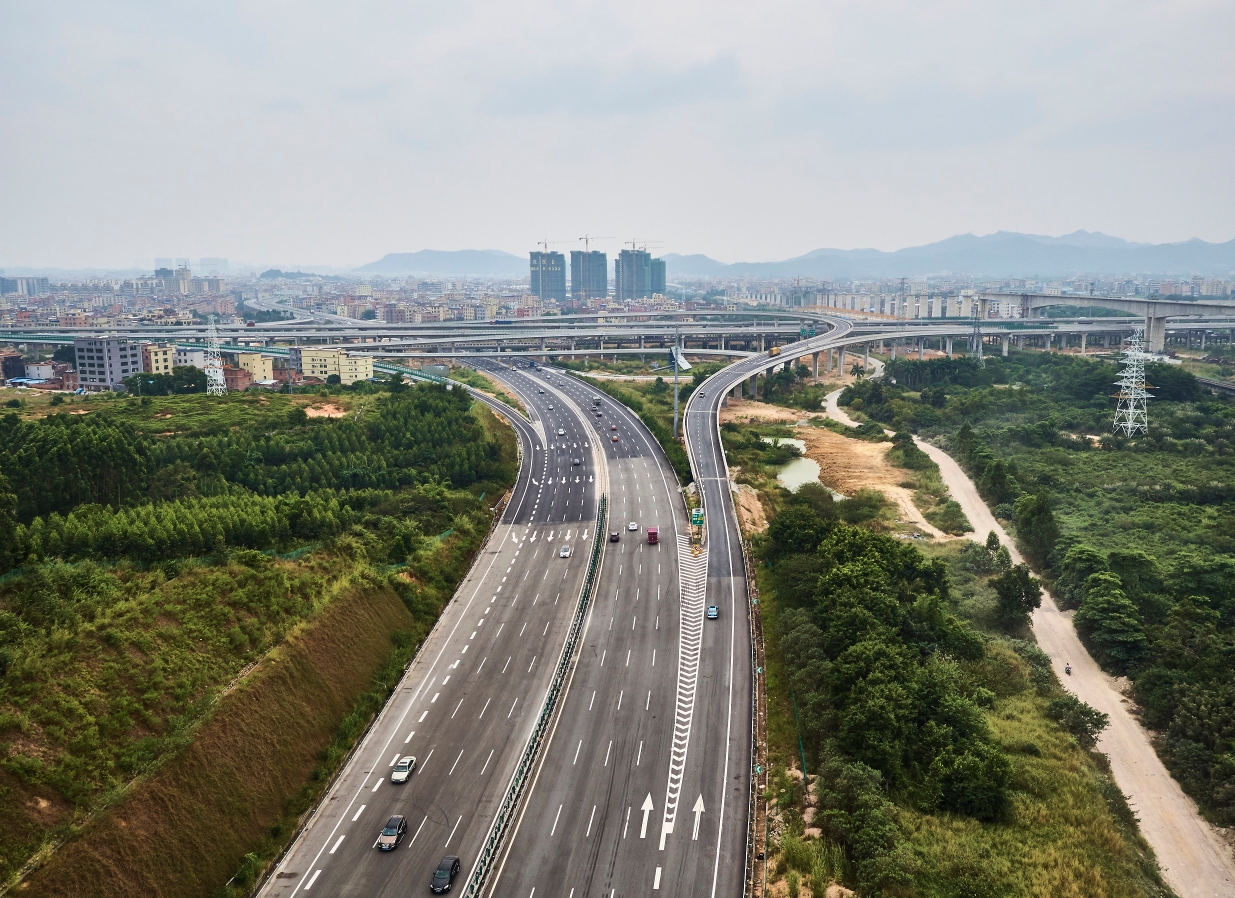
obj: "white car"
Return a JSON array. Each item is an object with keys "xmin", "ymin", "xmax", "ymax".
[
  {"xmin": 557, "ymin": 428, "xmax": 566, "ymax": 436},
  {"xmin": 628, "ymin": 521, "xmax": 638, "ymax": 531},
  {"xmin": 391, "ymin": 756, "xmax": 417, "ymax": 783},
  {"xmin": 559, "ymin": 545, "xmax": 572, "ymax": 558}
]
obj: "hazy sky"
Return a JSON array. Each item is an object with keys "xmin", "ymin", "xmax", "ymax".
[{"xmin": 2, "ymin": 1, "xmax": 1232, "ymax": 269}]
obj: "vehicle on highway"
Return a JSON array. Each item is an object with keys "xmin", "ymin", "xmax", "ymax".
[
  {"xmin": 390, "ymin": 756, "xmax": 417, "ymax": 783},
  {"xmin": 571, "ymin": 457, "xmax": 581, "ymax": 465},
  {"xmin": 538, "ymin": 389, "xmax": 545, "ymax": 394},
  {"xmin": 609, "ymin": 531, "xmax": 619, "ymax": 542},
  {"xmin": 557, "ymin": 428, "xmax": 566, "ymax": 435},
  {"xmin": 559, "ymin": 545, "xmax": 572, "ymax": 558},
  {"xmin": 548, "ymin": 404, "xmax": 554, "ymax": 409},
  {"xmin": 377, "ymin": 814, "xmax": 407, "ymax": 850},
  {"xmin": 610, "ymin": 424, "xmax": 617, "ymax": 430},
  {"xmin": 431, "ymin": 856, "xmax": 461, "ymax": 893},
  {"xmin": 628, "ymin": 521, "xmax": 638, "ymax": 531},
  {"xmin": 769, "ymin": 346, "xmax": 781, "ymax": 357},
  {"xmin": 611, "ymin": 435, "xmax": 618, "ymax": 442},
  {"xmin": 707, "ymin": 605, "xmax": 720, "ymax": 619},
  {"xmin": 647, "ymin": 526, "xmax": 658, "ymax": 544}
]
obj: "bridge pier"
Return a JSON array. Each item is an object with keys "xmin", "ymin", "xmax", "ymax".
[
  {"xmin": 1002, "ymin": 335, "xmax": 1010, "ymax": 357},
  {"xmin": 946, "ymin": 338, "xmax": 953, "ymax": 359},
  {"xmin": 824, "ymin": 349, "xmax": 833, "ymax": 373},
  {"xmin": 1145, "ymin": 316, "xmax": 1168, "ymax": 352},
  {"xmin": 864, "ymin": 343, "xmax": 870, "ymax": 370},
  {"xmin": 1081, "ymin": 333, "xmax": 1087, "ymax": 353},
  {"xmin": 812, "ymin": 352, "xmax": 820, "ymax": 383},
  {"xmin": 747, "ymin": 375, "xmax": 756, "ymax": 398},
  {"xmin": 838, "ymin": 347, "xmax": 847, "ymax": 372},
  {"xmin": 918, "ymin": 340, "xmax": 925, "ymax": 360}
]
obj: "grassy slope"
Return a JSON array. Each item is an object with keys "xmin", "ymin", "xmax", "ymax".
[{"xmin": 21, "ymin": 584, "xmax": 416, "ymax": 898}]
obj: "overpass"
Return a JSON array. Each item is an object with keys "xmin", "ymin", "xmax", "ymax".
[{"xmin": 978, "ymin": 292, "xmax": 1235, "ymax": 351}]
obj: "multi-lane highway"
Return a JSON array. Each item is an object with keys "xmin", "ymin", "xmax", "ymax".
[
  {"xmin": 483, "ymin": 366, "xmax": 750, "ymax": 898},
  {"xmin": 259, "ymin": 374, "xmax": 605, "ymax": 897}
]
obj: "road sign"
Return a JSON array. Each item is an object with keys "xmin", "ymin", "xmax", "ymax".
[{"xmin": 691, "ymin": 508, "xmax": 704, "ymax": 526}]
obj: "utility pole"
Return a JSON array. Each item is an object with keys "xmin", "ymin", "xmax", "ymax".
[{"xmin": 673, "ymin": 326, "xmax": 681, "ymax": 439}]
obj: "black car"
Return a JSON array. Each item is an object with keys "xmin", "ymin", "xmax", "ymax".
[
  {"xmin": 609, "ymin": 531, "xmax": 619, "ymax": 542},
  {"xmin": 377, "ymin": 814, "xmax": 407, "ymax": 850},
  {"xmin": 431, "ymin": 856, "xmax": 461, "ymax": 892}
]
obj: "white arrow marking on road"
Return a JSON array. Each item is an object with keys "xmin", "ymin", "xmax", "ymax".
[
  {"xmin": 692, "ymin": 795, "xmax": 705, "ymax": 840},
  {"xmin": 640, "ymin": 794, "xmax": 654, "ymax": 839}
]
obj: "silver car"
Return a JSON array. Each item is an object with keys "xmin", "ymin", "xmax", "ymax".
[
  {"xmin": 559, "ymin": 545, "xmax": 571, "ymax": 558},
  {"xmin": 391, "ymin": 755, "xmax": 417, "ymax": 783}
]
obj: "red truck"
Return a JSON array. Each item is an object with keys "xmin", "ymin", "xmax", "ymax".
[{"xmin": 647, "ymin": 526, "xmax": 659, "ymax": 545}]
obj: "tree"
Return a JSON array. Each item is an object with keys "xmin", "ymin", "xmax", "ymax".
[
  {"xmin": 1074, "ymin": 572, "xmax": 1149, "ymax": 674},
  {"xmin": 979, "ymin": 459, "xmax": 1017, "ymax": 505},
  {"xmin": 1055, "ymin": 545, "xmax": 1108, "ymax": 610},
  {"xmin": 991, "ymin": 563, "xmax": 1042, "ymax": 627},
  {"xmin": 766, "ymin": 505, "xmax": 832, "ymax": 559},
  {"xmin": 1013, "ymin": 492, "xmax": 1059, "ymax": 568},
  {"xmin": 1046, "ymin": 694, "xmax": 1109, "ymax": 749},
  {"xmin": 850, "ymin": 362, "xmax": 866, "ymax": 378},
  {"xmin": 326, "ymin": 374, "xmax": 342, "ymax": 385},
  {"xmin": 53, "ymin": 346, "xmax": 76, "ymax": 365}
]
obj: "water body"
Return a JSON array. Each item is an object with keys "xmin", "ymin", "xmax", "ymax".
[{"xmin": 762, "ymin": 436, "xmax": 846, "ymax": 497}]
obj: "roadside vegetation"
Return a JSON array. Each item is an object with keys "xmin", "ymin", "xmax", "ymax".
[
  {"xmin": 0, "ymin": 382, "xmax": 516, "ymax": 894},
  {"xmin": 726, "ymin": 362, "xmax": 1171, "ymax": 896},
  {"xmin": 840, "ymin": 351, "xmax": 1235, "ymax": 829}
]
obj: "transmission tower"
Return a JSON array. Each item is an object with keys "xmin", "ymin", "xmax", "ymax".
[
  {"xmin": 968, "ymin": 302, "xmax": 985, "ymax": 367},
  {"xmin": 204, "ymin": 315, "xmax": 227, "ymax": 396},
  {"xmin": 1112, "ymin": 327, "xmax": 1151, "ymax": 435}
]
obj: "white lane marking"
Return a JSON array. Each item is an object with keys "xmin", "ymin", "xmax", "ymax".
[
  {"xmin": 654, "ymin": 867, "xmax": 663, "ymax": 890},
  {"xmin": 573, "ymin": 740, "xmax": 583, "ymax": 764},
  {"xmin": 419, "ymin": 749, "xmax": 434, "ymax": 771},
  {"xmin": 617, "ymin": 690, "xmax": 623, "ymax": 710},
  {"xmin": 637, "ymin": 741, "xmax": 643, "ymax": 765},
  {"xmin": 478, "ymin": 698, "xmax": 491, "ymax": 718},
  {"xmin": 543, "ymin": 620, "xmax": 549, "ymax": 636},
  {"xmin": 481, "ymin": 749, "xmax": 494, "ymax": 775},
  {"xmin": 371, "ymin": 779, "xmax": 381, "ymax": 793},
  {"xmin": 585, "ymin": 804, "xmax": 597, "ymax": 838},
  {"xmin": 330, "ymin": 835, "xmax": 345, "ymax": 854},
  {"xmin": 410, "ymin": 815, "xmax": 428, "ymax": 845},
  {"xmin": 693, "ymin": 795, "xmax": 705, "ymax": 840},
  {"xmin": 652, "ymin": 649, "xmax": 656, "ymax": 666},
  {"xmin": 502, "ymin": 656, "xmax": 511, "ymax": 673},
  {"xmin": 626, "ymin": 649, "xmax": 631, "ymax": 666},
  {"xmin": 477, "ymin": 657, "xmax": 487, "ymax": 674},
  {"xmin": 443, "ymin": 675, "xmax": 451, "ymax": 684},
  {"xmin": 303, "ymin": 869, "xmax": 322, "ymax": 890},
  {"xmin": 389, "ymin": 753, "xmax": 400, "ymax": 766},
  {"xmin": 519, "ymin": 623, "xmax": 527, "ymax": 637},
  {"xmin": 452, "ymin": 698, "xmax": 464, "ymax": 718},
  {"xmin": 444, "ymin": 815, "xmax": 462, "ymax": 848},
  {"xmin": 600, "ymin": 650, "xmax": 606, "ymax": 666},
  {"xmin": 508, "ymin": 697, "xmax": 519, "ymax": 718},
  {"xmin": 640, "ymin": 794, "xmax": 654, "ymax": 838},
  {"xmin": 418, "ymin": 711, "xmax": 428, "ymax": 722},
  {"xmin": 589, "ymin": 691, "xmax": 596, "ymax": 710},
  {"xmin": 449, "ymin": 750, "xmax": 464, "ymax": 775},
  {"xmin": 550, "ymin": 804, "xmax": 563, "ymax": 836},
  {"xmin": 604, "ymin": 740, "xmax": 612, "ymax": 767},
  {"xmin": 632, "ymin": 615, "xmax": 637, "ymax": 630},
  {"xmin": 351, "ymin": 805, "xmax": 366, "ymax": 822},
  {"xmin": 646, "ymin": 690, "xmax": 651, "ymax": 710},
  {"xmin": 623, "ymin": 806, "xmax": 631, "ymax": 838},
  {"xmin": 431, "ymin": 693, "xmax": 440, "ymax": 703},
  {"xmin": 527, "ymin": 655, "xmax": 537, "ymax": 672}
]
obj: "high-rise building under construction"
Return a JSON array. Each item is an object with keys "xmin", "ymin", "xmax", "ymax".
[
  {"xmin": 615, "ymin": 249, "xmax": 667, "ymax": 301},
  {"xmin": 529, "ymin": 251, "xmax": 566, "ymax": 303},
  {"xmin": 570, "ymin": 250, "xmax": 608, "ymax": 301}
]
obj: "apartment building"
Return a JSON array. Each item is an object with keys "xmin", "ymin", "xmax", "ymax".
[
  {"xmin": 74, "ymin": 336, "xmax": 144, "ymax": 390},
  {"xmin": 142, "ymin": 342, "xmax": 175, "ymax": 375},
  {"xmin": 287, "ymin": 347, "xmax": 374, "ymax": 384},
  {"xmin": 235, "ymin": 352, "xmax": 274, "ymax": 381}
]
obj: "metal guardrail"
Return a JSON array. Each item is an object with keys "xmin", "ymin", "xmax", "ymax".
[{"xmin": 460, "ymin": 493, "xmax": 608, "ymax": 898}]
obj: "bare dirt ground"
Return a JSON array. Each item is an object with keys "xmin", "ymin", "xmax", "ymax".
[
  {"xmin": 303, "ymin": 403, "xmax": 347, "ymax": 418},
  {"xmin": 720, "ymin": 398, "xmax": 946, "ymax": 538},
  {"xmin": 730, "ymin": 477, "xmax": 768, "ymax": 534},
  {"xmin": 824, "ymin": 388, "xmax": 1235, "ymax": 897}
]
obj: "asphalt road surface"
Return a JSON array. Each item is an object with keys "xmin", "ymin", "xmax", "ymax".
[
  {"xmin": 259, "ymin": 371, "xmax": 603, "ymax": 898},
  {"xmin": 487, "ymin": 366, "xmax": 749, "ymax": 898}
]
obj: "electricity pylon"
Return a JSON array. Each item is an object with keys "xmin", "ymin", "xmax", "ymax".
[
  {"xmin": 205, "ymin": 315, "xmax": 227, "ymax": 396},
  {"xmin": 1112, "ymin": 327, "xmax": 1151, "ymax": 435}
]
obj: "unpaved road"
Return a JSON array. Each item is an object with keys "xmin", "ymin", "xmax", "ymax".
[{"xmin": 825, "ymin": 389, "xmax": 1235, "ymax": 898}]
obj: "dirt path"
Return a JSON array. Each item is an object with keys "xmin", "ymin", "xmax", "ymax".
[
  {"xmin": 720, "ymin": 398, "xmax": 947, "ymax": 539},
  {"xmin": 825, "ymin": 389, "xmax": 1235, "ymax": 898}
]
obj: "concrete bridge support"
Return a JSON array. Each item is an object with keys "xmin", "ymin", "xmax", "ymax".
[
  {"xmin": 864, "ymin": 343, "xmax": 870, "ymax": 370},
  {"xmin": 1146, "ymin": 316, "xmax": 1168, "ymax": 352},
  {"xmin": 890, "ymin": 341, "xmax": 898, "ymax": 361},
  {"xmin": 812, "ymin": 352, "xmax": 820, "ymax": 383},
  {"xmin": 838, "ymin": 347, "xmax": 847, "ymax": 372},
  {"xmin": 825, "ymin": 349, "xmax": 833, "ymax": 373},
  {"xmin": 747, "ymin": 375, "xmax": 757, "ymax": 398},
  {"xmin": 1080, "ymin": 333, "xmax": 1087, "ymax": 353},
  {"xmin": 918, "ymin": 340, "xmax": 925, "ymax": 361},
  {"xmin": 946, "ymin": 338, "xmax": 953, "ymax": 359},
  {"xmin": 1002, "ymin": 335, "xmax": 1010, "ymax": 357}
]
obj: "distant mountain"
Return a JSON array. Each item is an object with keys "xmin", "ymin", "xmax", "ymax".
[
  {"xmin": 664, "ymin": 231, "xmax": 1235, "ymax": 279},
  {"xmin": 357, "ymin": 249, "xmax": 526, "ymax": 277},
  {"xmin": 260, "ymin": 269, "xmax": 347, "ymax": 281}
]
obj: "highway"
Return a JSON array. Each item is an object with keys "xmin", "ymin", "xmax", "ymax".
[
  {"xmin": 258, "ymin": 372, "xmax": 605, "ymax": 898},
  {"xmin": 484, "ymin": 365, "xmax": 750, "ymax": 898}
]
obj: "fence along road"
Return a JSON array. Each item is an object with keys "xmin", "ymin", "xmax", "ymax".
[{"xmin": 258, "ymin": 374, "xmax": 604, "ymax": 898}]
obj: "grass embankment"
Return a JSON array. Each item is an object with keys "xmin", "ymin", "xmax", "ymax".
[
  {"xmin": 451, "ymin": 365, "xmax": 529, "ymax": 419},
  {"xmin": 19, "ymin": 581, "xmax": 418, "ymax": 898},
  {"xmin": 732, "ymin": 436, "xmax": 1168, "ymax": 897},
  {"xmin": 0, "ymin": 384, "xmax": 516, "ymax": 893}
]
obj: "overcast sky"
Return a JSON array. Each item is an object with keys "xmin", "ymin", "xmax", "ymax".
[{"xmin": 2, "ymin": 0, "xmax": 1232, "ymax": 269}]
